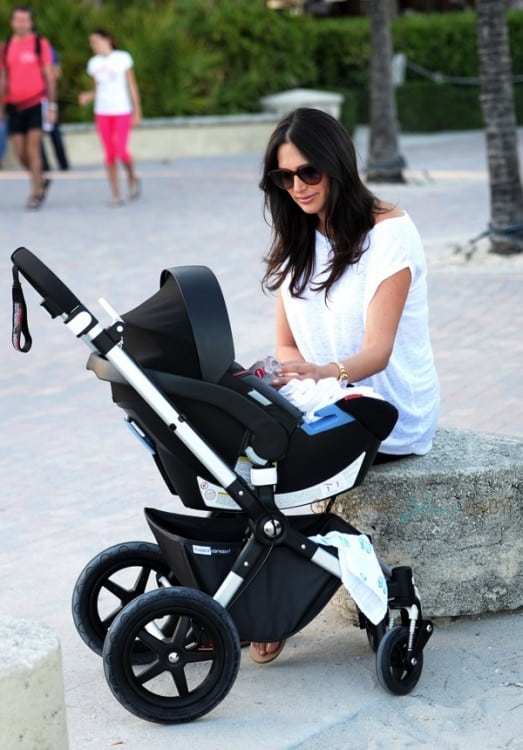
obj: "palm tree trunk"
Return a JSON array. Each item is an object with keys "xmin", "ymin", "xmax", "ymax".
[
  {"xmin": 476, "ymin": 0, "xmax": 523, "ymax": 254},
  {"xmin": 366, "ymin": 0, "xmax": 404, "ymax": 183}
]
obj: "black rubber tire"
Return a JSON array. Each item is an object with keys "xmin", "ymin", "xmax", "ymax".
[
  {"xmin": 72, "ymin": 541, "xmax": 173, "ymax": 656},
  {"xmin": 103, "ymin": 587, "xmax": 241, "ymax": 724},
  {"xmin": 365, "ymin": 616, "xmax": 388, "ymax": 653},
  {"xmin": 376, "ymin": 625, "xmax": 423, "ymax": 695}
]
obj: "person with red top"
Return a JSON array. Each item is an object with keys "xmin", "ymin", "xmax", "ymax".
[{"xmin": 0, "ymin": 5, "xmax": 57, "ymax": 208}]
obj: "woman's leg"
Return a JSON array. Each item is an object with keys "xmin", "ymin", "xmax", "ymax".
[
  {"xmin": 113, "ymin": 113, "xmax": 139, "ymax": 196},
  {"xmin": 95, "ymin": 114, "xmax": 121, "ymax": 202}
]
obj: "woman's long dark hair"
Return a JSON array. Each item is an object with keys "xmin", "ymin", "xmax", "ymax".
[{"xmin": 260, "ymin": 107, "xmax": 379, "ymax": 298}]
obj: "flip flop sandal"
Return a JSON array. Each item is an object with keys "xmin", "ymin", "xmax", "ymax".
[
  {"xmin": 40, "ymin": 178, "xmax": 52, "ymax": 203},
  {"xmin": 129, "ymin": 177, "xmax": 141, "ymax": 201},
  {"xmin": 26, "ymin": 194, "xmax": 43, "ymax": 210},
  {"xmin": 249, "ymin": 640, "xmax": 286, "ymax": 664}
]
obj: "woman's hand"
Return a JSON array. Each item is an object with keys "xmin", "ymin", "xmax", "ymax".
[
  {"xmin": 78, "ymin": 91, "xmax": 94, "ymax": 106},
  {"xmin": 272, "ymin": 360, "xmax": 337, "ymax": 387}
]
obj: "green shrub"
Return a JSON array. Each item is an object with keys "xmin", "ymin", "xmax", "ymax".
[{"xmin": 396, "ymin": 81, "xmax": 523, "ymax": 132}]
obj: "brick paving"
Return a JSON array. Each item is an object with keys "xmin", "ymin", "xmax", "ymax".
[{"xmin": 0, "ymin": 130, "xmax": 522, "ymax": 748}]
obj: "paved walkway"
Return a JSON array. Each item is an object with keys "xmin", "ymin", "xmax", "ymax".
[{"xmin": 1, "ymin": 130, "xmax": 522, "ymax": 749}]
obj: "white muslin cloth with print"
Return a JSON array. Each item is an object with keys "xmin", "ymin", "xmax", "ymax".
[
  {"xmin": 279, "ymin": 377, "xmax": 383, "ymax": 423},
  {"xmin": 309, "ymin": 532, "xmax": 388, "ymax": 625}
]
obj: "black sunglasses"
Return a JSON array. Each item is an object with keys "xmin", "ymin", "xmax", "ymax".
[{"xmin": 268, "ymin": 165, "xmax": 323, "ymax": 190}]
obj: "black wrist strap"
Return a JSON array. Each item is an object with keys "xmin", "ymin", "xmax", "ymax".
[{"xmin": 11, "ymin": 266, "xmax": 32, "ymax": 352}]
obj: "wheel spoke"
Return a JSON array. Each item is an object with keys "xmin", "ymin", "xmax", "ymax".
[
  {"xmin": 171, "ymin": 615, "xmax": 193, "ymax": 650},
  {"xmin": 99, "ymin": 607, "xmax": 121, "ymax": 630},
  {"xmin": 136, "ymin": 659, "xmax": 163, "ymax": 685},
  {"xmin": 169, "ymin": 663, "xmax": 189, "ymax": 697},
  {"xmin": 103, "ymin": 578, "xmax": 131, "ymax": 603},
  {"xmin": 132, "ymin": 566, "xmax": 154, "ymax": 595},
  {"xmin": 137, "ymin": 627, "xmax": 165, "ymax": 654},
  {"xmin": 185, "ymin": 649, "xmax": 215, "ymax": 664}
]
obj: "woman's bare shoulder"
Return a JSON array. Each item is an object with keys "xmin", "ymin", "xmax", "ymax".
[{"xmin": 373, "ymin": 202, "xmax": 405, "ymax": 224}]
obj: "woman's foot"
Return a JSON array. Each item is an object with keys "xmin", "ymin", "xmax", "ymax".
[
  {"xmin": 26, "ymin": 193, "xmax": 43, "ymax": 210},
  {"xmin": 249, "ymin": 640, "xmax": 286, "ymax": 664},
  {"xmin": 128, "ymin": 176, "xmax": 141, "ymax": 201}
]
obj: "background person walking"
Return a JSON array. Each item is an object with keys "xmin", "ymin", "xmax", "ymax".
[
  {"xmin": 0, "ymin": 4, "xmax": 57, "ymax": 209},
  {"xmin": 40, "ymin": 45, "xmax": 70, "ymax": 172},
  {"xmin": 79, "ymin": 28, "xmax": 141, "ymax": 206}
]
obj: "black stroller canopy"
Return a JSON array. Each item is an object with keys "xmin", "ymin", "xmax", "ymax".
[{"xmin": 122, "ymin": 266, "xmax": 235, "ymax": 383}]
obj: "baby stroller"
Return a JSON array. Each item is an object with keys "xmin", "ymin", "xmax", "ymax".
[{"xmin": 11, "ymin": 246, "xmax": 433, "ymax": 724}]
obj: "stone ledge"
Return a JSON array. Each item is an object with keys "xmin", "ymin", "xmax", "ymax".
[
  {"xmin": 2, "ymin": 112, "xmax": 282, "ymax": 168},
  {"xmin": 332, "ymin": 427, "xmax": 523, "ymax": 618},
  {"xmin": 0, "ymin": 617, "xmax": 69, "ymax": 750}
]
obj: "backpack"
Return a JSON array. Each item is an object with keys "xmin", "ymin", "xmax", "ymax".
[{"xmin": 2, "ymin": 33, "xmax": 42, "ymax": 67}]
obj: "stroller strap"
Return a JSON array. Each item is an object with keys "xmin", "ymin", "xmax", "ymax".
[{"xmin": 11, "ymin": 266, "xmax": 32, "ymax": 352}]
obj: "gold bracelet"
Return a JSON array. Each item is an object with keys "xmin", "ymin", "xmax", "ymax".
[{"xmin": 335, "ymin": 361, "xmax": 349, "ymax": 384}]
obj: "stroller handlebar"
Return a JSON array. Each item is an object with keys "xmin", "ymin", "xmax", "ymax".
[{"xmin": 11, "ymin": 246, "xmax": 83, "ymax": 319}]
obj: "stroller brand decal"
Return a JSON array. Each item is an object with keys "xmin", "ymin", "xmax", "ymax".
[{"xmin": 192, "ymin": 544, "xmax": 233, "ymax": 556}]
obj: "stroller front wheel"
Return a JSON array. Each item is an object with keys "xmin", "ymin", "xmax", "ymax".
[
  {"xmin": 375, "ymin": 625, "xmax": 423, "ymax": 695},
  {"xmin": 72, "ymin": 541, "xmax": 174, "ymax": 656},
  {"xmin": 103, "ymin": 586, "xmax": 241, "ymax": 723}
]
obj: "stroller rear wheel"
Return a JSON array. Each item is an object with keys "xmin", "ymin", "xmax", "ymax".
[
  {"xmin": 72, "ymin": 541, "xmax": 174, "ymax": 656},
  {"xmin": 103, "ymin": 586, "xmax": 241, "ymax": 723},
  {"xmin": 375, "ymin": 625, "xmax": 423, "ymax": 695}
]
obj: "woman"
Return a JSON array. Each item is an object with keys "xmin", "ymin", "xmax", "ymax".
[
  {"xmin": 251, "ymin": 107, "xmax": 439, "ymax": 664},
  {"xmin": 79, "ymin": 29, "xmax": 141, "ymax": 205}
]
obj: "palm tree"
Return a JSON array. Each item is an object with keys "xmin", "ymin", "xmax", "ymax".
[
  {"xmin": 366, "ymin": 0, "xmax": 404, "ymax": 183},
  {"xmin": 476, "ymin": 0, "xmax": 523, "ymax": 254}
]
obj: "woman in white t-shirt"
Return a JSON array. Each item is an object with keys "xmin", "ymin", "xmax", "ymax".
[
  {"xmin": 251, "ymin": 107, "xmax": 440, "ymax": 664},
  {"xmin": 79, "ymin": 29, "xmax": 142, "ymax": 205}
]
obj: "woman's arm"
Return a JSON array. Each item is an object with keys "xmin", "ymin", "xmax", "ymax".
[
  {"xmin": 275, "ymin": 292, "xmax": 304, "ymax": 364},
  {"xmin": 275, "ymin": 267, "xmax": 411, "ymax": 385},
  {"xmin": 126, "ymin": 67, "xmax": 142, "ymax": 125}
]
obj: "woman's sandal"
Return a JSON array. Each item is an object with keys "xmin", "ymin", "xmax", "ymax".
[
  {"xmin": 249, "ymin": 640, "xmax": 286, "ymax": 665},
  {"xmin": 129, "ymin": 177, "xmax": 141, "ymax": 201},
  {"xmin": 26, "ymin": 194, "xmax": 43, "ymax": 210}
]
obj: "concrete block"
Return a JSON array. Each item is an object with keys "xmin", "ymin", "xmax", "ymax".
[
  {"xmin": 260, "ymin": 88, "xmax": 344, "ymax": 119},
  {"xmin": 0, "ymin": 617, "xmax": 69, "ymax": 750},
  {"xmin": 333, "ymin": 427, "xmax": 523, "ymax": 618}
]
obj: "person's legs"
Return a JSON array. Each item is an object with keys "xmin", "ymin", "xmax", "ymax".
[
  {"xmin": 10, "ymin": 104, "xmax": 48, "ymax": 207},
  {"xmin": 25, "ymin": 128, "xmax": 44, "ymax": 198},
  {"xmin": 40, "ymin": 137, "xmax": 51, "ymax": 172},
  {"xmin": 114, "ymin": 113, "xmax": 139, "ymax": 198},
  {"xmin": 49, "ymin": 122, "xmax": 69, "ymax": 170},
  {"xmin": 11, "ymin": 132, "xmax": 28, "ymax": 169},
  {"xmin": 95, "ymin": 114, "xmax": 121, "ymax": 202}
]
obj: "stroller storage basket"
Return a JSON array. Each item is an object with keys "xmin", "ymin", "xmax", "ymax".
[{"xmin": 145, "ymin": 508, "xmax": 360, "ymax": 643}]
